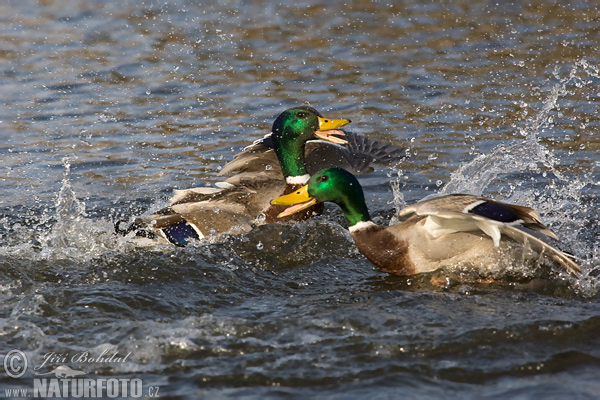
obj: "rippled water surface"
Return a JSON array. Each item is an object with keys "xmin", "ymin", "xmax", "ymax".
[{"xmin": 1, "ymin": 0, "xmax": 600, "ymax": 398}]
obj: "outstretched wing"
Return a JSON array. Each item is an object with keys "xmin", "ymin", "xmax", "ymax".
[{"xmin": 305, "ymin": 130, "xmax": 406, "ymax": 175}]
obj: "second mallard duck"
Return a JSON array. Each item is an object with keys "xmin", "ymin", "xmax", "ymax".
[{"xmin": 272, "ymin": 167, "xmax": 581, "ymax": 278}]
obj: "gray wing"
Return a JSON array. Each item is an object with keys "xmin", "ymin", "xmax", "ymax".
[
  {"xmin": 398, "ymin": 194, "xmax": 581, "ymax": 275},
  {"xmin": 168, "ymin": 174, "xmax": 284, "ymax": 216},
  {"xmin": 305, "ymin": 130, "xmax": 405, "ymax": 175},
  {"xmin": 219, "ymin": 137, "xmax": 283, "ymax": 178},
  {"xmin": 399, "ymin": 194, "xmax": 556, "ymax": 238},
  {"xmin": 133, "ymin": 175, "xmax": 284, "ymax": 241}
]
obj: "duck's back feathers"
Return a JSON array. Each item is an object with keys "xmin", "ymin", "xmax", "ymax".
[
  {"xmin": 220, "ymin": 130, "xmax": 405, "ymax": 178},
  {"xmin": 168, "ymin": 174, "xmax": 284, "ymax": 219},
  {"xmin": 219, "ymin": 136, "xmax": 283, "ymax": 179},
  {"xmin": 399, "ymin": 194, "xmax": 557, "ymax": 239},
  {"xmin": 169, "ymin": 186, "xmax": 224, "ymax": 205},
  {"xmin": 395, "ymin": 194, "xmax": 580, "ymax": 275}
]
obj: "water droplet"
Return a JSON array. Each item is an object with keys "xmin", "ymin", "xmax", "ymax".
[
  {"xmin": 265, "ymin": 164, "xmax": 272, "ymax": 171},
  {"xmin": 256, "ymin": 241, "xmax": 263, "ymax": 250}
]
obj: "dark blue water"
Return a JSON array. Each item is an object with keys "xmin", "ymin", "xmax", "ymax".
[{"xmin": 1, "ymin": 1, "xmax": 599, "ymax": 399}]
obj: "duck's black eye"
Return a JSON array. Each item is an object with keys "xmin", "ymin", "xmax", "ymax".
[
  {"xmin": 318, "ymin": 175, "xmax": 329, "ymax": 183},
  {"xmin": 297, "ymin": 111, "xmax": 307, "ymax": 119}
]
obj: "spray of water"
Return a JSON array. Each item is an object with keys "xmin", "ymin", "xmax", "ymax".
[
  {"xmin": 38, "ymin": 158, "xmax": 118, "ymax": 261},
  {"xmin": 442, "ymin": 59, "xmax": 598, "ymax": 195},
  {"xmin": 428, "ymin": 59, "xmax": 599, "ymax": 294},
  {"xmin": 388, "ymin": 168, "xmax": 408, "ymax": 225}
]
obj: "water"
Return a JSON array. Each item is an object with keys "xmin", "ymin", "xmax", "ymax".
[{"xmin": 1, "ymin": 1, "xmax": 599, "ymax": 398}]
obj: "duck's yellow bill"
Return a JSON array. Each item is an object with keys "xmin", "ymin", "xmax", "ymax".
[
  {"xmin": 271, "ymin": 185, "xmax": 317, "ymax": 218},
  {"xmin": 315, "ymin": 116, "xmax": 350, "ymax": 145}
]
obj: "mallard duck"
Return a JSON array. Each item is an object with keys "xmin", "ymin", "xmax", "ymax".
[
  {"xmin": 271, "ymin": 167, "xmax": 581, "ymax": 277},
  {"xmin": 118, "ymin": 107, "xmax": 405, "ymax": 246}
]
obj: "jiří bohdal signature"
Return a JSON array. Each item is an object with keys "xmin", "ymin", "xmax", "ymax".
[{"xmin": 34, "ymin": 365, "xmax": 86, "ymax": 378}]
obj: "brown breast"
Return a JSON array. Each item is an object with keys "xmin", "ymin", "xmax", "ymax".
[{"xmin": 351, "ymin": 225, "xmax": 417, "ymax": 276}]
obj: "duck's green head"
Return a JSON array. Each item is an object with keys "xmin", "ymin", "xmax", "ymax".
[
  {"xmin": 271, "ymin": 107, "xmax": 350, "ymax": 179},
  {"xmin": 271, "ymin": 167, "xmax": 370, "ymax": 226}
]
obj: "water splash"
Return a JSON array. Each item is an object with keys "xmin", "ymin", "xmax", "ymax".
[
  {"xmin": 388, "ymin": 168, "xmax": 408, "ymax": 225},
  {"xmin": 441, "ymin": 59, "xmax": 598, "ymax": 196},
  {"xmin": 39, "ymin": 158, "xmax": 117, "ymax": 261},
  {"xmin": 434, "ymin": 59, "xmax": 600, "ymax": 293}
]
